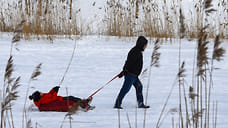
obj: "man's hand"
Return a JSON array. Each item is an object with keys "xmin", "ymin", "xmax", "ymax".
[
  {"xmin": 118, "ymin": 71, "xmax": 125, "ymax": 78},
  {"xmin": 53, "ymin": 86, "xmax": 60, "ymax": 92}
]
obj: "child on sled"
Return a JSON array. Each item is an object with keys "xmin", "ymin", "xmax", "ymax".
[{"xmin": 29, "ymin": 86, "xmax": 94, "ymax": 112}]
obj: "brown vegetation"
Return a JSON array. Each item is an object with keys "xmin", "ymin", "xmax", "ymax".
[{"xmin": 0, "ymin": 0, "xmax": 227, "ymax": 39}]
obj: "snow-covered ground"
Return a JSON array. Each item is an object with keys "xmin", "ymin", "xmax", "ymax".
[{"xmin": 0, "ymin": 34, "xmax": 228, "ymax": 127}]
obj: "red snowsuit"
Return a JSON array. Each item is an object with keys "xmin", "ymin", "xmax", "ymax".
[
  {"xmin": 34, "ymin": 88, "xmax": 63, "ymax": 107},
  {"xmin": 34, "ymin": 88, "xmax": 75, "ymax": 112}
]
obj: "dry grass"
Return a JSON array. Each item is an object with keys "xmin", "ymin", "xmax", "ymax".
[
  {"xmin": 155, "ymin": 0, "xmax": 226, "ymax": 127},
  {"xmin": 22, "ymin": 63, "xmax": 42, "ymax": 128},
  {"xmin": 1, "ymin": 0, "xmax": 81, "ymax": 41},
  {"xmin": 0, "ymin": 0, "xmax": 227, "ymax": 39},
  {"xmin": 1, "ymin": 56, "xmax": 21, "ymax": 128},
  {"xmin": 156, "ymin": 33, "xmax": 226, "ymax": 128},
  {"xmin": 0, "ymin": 23, "xmax": 44, "ymax": 128},
  {"xmin": 105, "ymin": 0, "xmax": 227, "ymax": 39},
  {"xmin": 143, "ymin": 39, "xmax": 160, "ymax": 128}
]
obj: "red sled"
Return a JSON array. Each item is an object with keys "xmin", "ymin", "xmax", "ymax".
[{"xmin": 38, "ymin": 100, "xmax": 76, "ymax": 112}]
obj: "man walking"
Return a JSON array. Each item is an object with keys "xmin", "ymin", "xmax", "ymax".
[{"xmin": 114, "ymin": 36, "xmax": 150, "ymax": 109}]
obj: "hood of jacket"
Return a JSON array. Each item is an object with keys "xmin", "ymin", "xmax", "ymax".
[{"xmin": 135, "ymin": 36, "xmax": 148, "ymax": 51}]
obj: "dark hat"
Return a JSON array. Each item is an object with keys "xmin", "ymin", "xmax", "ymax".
[
  {"xmin": 136, "ymin": 36, "xmax": 148, "ymax": 51},
  {"xmin": 30, "ymin": 91, "xmax": 41, "ymax": 102}
]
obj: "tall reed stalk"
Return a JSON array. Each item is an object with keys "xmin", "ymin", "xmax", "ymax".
[
  {"xmin": 178, "ymin": 6, "xmax": 186, "ymax": 128},
  {"xmin": 1, "ymin": 56, "xmax": 21, "ymax": 128},
  {"xmin": 155, "ymin": 71, "xmax": 179, "ymax": 127},
  {"xmin": 1, "ymin": 20, "xmax": 25, "ymax": 128},
  {"xmin": 143, "ymin": 39, "xmax": 160, "ymax": 128},
  {"xmin": 157, "ymin": 1, "xmax": 226, "ymax": 127},
  {"xmin": 58, "ymin": 37, "xmax": 77, "ymax": 87},
  {"xmin": 207, "ymin": 35, "xmax": 226, "ymax": 128},
  {"xmin": 118, "ymin": 109, "xmax": 120, "ymax": 128},
  {"xmin": 22, "ymin": 63, "xmax": 42, "ymax": 128}
]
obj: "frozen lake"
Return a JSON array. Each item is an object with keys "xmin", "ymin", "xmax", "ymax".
[{"xmin": 0, "ymin": 34, "xmax": 227, "ymax": 127}]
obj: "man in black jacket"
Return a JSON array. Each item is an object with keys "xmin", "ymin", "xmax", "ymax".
[{"xmin": 114, "ymin": 36, "xmax": 150, "ymax": 109}]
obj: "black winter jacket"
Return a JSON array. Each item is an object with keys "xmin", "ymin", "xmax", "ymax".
[{"xmin": 123, "ymin": 36, "xmax": 148, "ymax": 76}]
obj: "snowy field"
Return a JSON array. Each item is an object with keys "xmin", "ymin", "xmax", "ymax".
[{"xmin": 0, "ymin": 34, "xmax": 228, "ymax": 128}]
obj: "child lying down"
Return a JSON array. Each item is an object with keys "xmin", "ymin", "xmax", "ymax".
[{"xmin": 29, "ymin": 86, "xmax": 95, "ymax": 112}]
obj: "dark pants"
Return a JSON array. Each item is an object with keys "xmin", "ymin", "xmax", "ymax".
[
  {"xmin": 115, "ymin": 73, "xmax": 144, "ymax": 107},
  {"xmin": 63, "ymin": 96, "xmax": 89, "ymax": 108},
  {"xmin": 63, "ymin": 96, "xmax": 81, "ymax": 102}
]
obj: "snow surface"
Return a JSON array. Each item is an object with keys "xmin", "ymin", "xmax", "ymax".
[{"xmin": 0, "ymin": 34, "xmax": 228, "ymax": 128}]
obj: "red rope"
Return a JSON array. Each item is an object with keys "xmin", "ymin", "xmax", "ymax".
[{"xmin": 87, "ymin": 74, "xmax": 119, "ymax": 99}]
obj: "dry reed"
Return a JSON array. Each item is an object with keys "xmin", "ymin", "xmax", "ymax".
[
  {"xmin": 0, "ymin": 0, "xmax": 227, "ymax": 39},
  {"xmin": 22, "ymin": 63, "xmax": 42, "ymax": 128},
  {"xmin": 1, "ymin": 56, "xmax": 21, "ymax": 128},
  {"xmin": 143, "ymin": 39, "xmax": 160, "ymax": 128}
]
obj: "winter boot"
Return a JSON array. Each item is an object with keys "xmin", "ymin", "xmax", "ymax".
[
  {"xmin": 88, "ymin": 105, "xmax": 96, "ymax": 110},
  {"xmin": 138, "ymin": 103, "xmax": 150, "ymax": 108},
  {"xmin": 114, "ymin": 102, "xmax": 123, "ymax": 109},
  {"xmin": 87, "ymin": 97, "xmax": 93, "ymax": 105},
  {"xmin": 79, "ymin": 97, "xmax": 94, "ymax": 111},
  {"xmin": 114, "ymin": 105, "xmax": 123, "ymax": 109}
]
